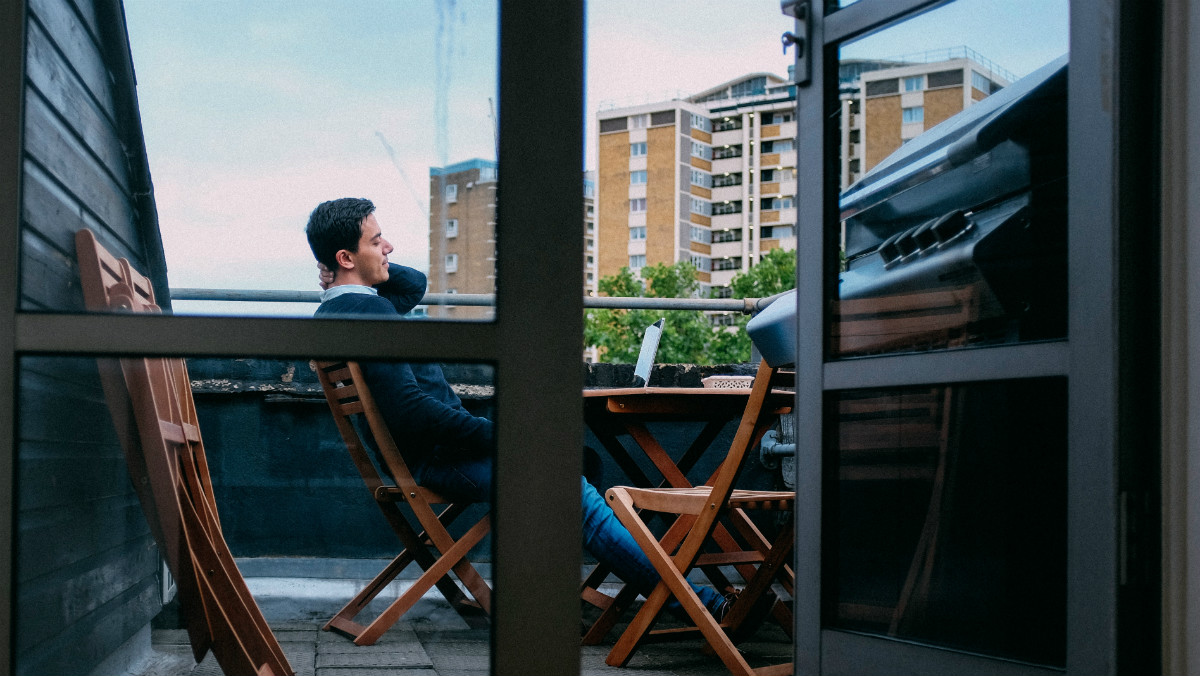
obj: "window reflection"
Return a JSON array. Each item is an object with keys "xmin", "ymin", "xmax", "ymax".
[
  {"xmin": 110, "ymin": 2, "xmax": 498, "ymax": 319},
  {"xmin": 833, "ymin": 0, "xmax": 1069, "ymax": 358},
  {"xmin": 828, "ymin": 378, "xmax": 1067, "ymax": 666},
  {"xmin": 15, "ymin": 354, "xmax": 495, "ymax": 673}
]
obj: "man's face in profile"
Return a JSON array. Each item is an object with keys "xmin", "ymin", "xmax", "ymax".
[{"xmin": 346, "ymin": 213, "xmax": 393, "ymax": 286}]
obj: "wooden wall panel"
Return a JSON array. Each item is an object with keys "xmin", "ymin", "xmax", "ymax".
[{"xmin": 16, "ymin": 0, "xmax": 166, "ymax": 673}]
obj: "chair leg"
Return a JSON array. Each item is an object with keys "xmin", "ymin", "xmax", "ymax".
[
  {"xmin": 355, "ymin": 515, "xmax": 491, "ymax": 645},
  {"xmin": 605, "ymin": 494, "xmax": 759, "ymax": 676}
]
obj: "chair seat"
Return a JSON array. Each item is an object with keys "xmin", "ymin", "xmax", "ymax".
[{"xmin": 609, "ymin": 486, "xmax": 794, "ymax": 515}]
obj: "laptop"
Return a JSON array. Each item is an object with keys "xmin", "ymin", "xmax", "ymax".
[{"xmin": 631, "ymin": 318, "xmax": 664, "ymax": 387}]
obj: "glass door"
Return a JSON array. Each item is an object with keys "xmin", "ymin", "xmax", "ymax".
[{"xmin": 787, "ymin": 0, "xmax": 1143, "ymax": 673}]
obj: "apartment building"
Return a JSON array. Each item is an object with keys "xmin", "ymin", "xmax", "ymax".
[
  {"xmin": 428, "ymin": 158, "xmax": 498, "ymax": 319},
  {"xmin": 597, "ymin": 74, "xmax": 799, "ymax": 297},
  {"xmin": 596, "ymin": 49, "xmax": 1010, "ymax": 295},
  {"xmin": 427, "ymin": 160, "xmax": 599, "ymax": 318},
  {"xmin": 855, "ymin": 51, "xmax": 1012, "ymax": 173}
]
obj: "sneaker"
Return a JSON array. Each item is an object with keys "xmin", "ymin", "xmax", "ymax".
[{"xmin": 717, "ymin": 588, "xmax": 777, "ymax": 639}]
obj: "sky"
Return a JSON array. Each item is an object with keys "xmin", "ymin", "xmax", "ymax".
[{"xmin": 122, "ymin": 0, "xmax": 1067, "ymax": 316}]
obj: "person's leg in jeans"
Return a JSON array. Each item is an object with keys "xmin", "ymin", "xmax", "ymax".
[
  {"xmin": 415, "ymin": 450, "xmax": 726, "ymax": 616},
  {"xmin": 579, "ymin": 477, "xmax": 726, "ymax": 616}
]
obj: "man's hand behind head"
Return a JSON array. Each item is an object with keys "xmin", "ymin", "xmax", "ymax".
[{"xmin": 317, "ymin": 263, "xmax": 335, "ymax": 290}]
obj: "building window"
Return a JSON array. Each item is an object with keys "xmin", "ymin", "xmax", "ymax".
[
  {"xmin": 763, "ymin": 139, "xmax": 793, "ymax": 153},
  {"xmin": 478, "ymin": 167, "xmax": 497, "ymax": 183},
  {"xmin": 690, "ymin": 197, "xmax": 711, "ymax": 216},
  {"xmin": 690, "ymin": 141, "xmax": 712, "ymax": 161},
  {"xmin": 972, "ymin": 70, "xmax": 996, "ymax": 94},
  {"xmin": 586, "ymin": 255, "xmax": 594, "ymax": 265},
  {"xmin": 629, "ymin": 226, "xmax": 646, "ymax": 240},
  {"xmin": 712, "ymin": 116, "xmax": 742, "ymax": 132},
  {"xmin": 904, "ymin": 75, "xmax": 925, "ymax": 91},
  {"xmin": 445, "ymin": 219, "xmax": 458, "ymax": 238},
  {"xmin": 690, "ymin": 169, "xmax": 711, "ymax": 188},
  {"xmin": 445, "ymin": 183, "xmax": 458, "ymax": 203},
  {"xmin": 712, "ymin": 172, "xmax": 742, "ymax": 187},
  {"xmin": 445, "ymin": 253, "xmax": 458, "ymax": 273},
  {"xmin": 689, "ymin": 113, "xmax": 711, "ymax": 133},
  {"xmin": 712, "ymin": 229, "xmax": 743, "ymax": 243},
  {"xmin": 865, "ymin": 78, "xmax": 899, "ymax": 96},
  {"xmin": 765, "ymin": 111, "xmax": 793, "ymax": 124},
  {"xmin": 764, "ymin": 196, "xmax": 793, "ymax": 210},
  {"xmin": 629, "ymin": 113, "xmax": 649, "ymax": 129},
  {"xmin": 902, "ymin": 106, "xmax": 925, "ymax": 124},
  {"xmin": 713, "ymin": 257, "xmax": 742, "ymax": 271},
  {"xmin": 630, "ymin": 170, "xmax": 647, "ymax": 184},
  {"xmin": 762, "ymin": 168, "xmax": 796, "ymax": 183},
  {"xmin": 586, "ymin": 238, "xmax": 595, "ymax": 250},
  {"xmin": 629, "ymin": 254, "xmax": 646, "ymax": 269},
  {"xmin": 712, "ymin": 200, "xmax": 743, "ymax": 215},
  {"xmin": 713, "ymin": 144, "xmax": 743, "ymax": 160},
  {"xmin": 690, "ymin": 226, "xmax": 711, "ymax": 244},
  {"xmin": 712, "ymin": 286, "xmax": 733, "ymax": 299},
  {"xmin": 689, "ymin": 254, "xmax": 711, "ymax": 272},
  {"xmin": 630, "ymin": 142, "xmax": 647, "ymax": 157},
  {"xmin": 729, "ymin": 76, "xmax": 766, "ymax": 98},
  {"xmin": 629, "ymin": 197, "xmax": 646, "ymax": 212}
]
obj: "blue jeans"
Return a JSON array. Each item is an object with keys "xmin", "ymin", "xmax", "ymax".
[{"xmin": 414, "ymin": 449, "xmax": 725, "ymax": 615}]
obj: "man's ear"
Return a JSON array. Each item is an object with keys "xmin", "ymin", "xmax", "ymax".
[{"xmin": 334, "ymin": 249, "xmax": 355, "ymax": 271}]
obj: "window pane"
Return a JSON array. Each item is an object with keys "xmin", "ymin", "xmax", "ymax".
[
  {"xmin": 834, "ymin": 0, "xmax": 1069, "ymax": 358},
  {"xmin": 15, "ymin": 354, "xmax": 496, "ymax": 673},
  {"xmin": 828, "ymin": 378, "xmax": 1067, "ymax": 666},
  {"xmin": 24, "ymin": 2, "xmax": 499, "ymax": 320}
]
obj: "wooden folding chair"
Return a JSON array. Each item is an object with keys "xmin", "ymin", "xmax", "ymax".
[
  {"xmin": 604, "ymin": 359, "xmax": 795, "ymax": 676},
  {"xmin": 75, "ymin": 229, "xmax": 293, "ymax": 676},
  {"xmin": 314, "ymin": 360, "xmax": 492, "ymax": 645}
]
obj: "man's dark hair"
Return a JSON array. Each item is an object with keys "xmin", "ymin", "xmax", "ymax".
[{"xmin": 305, "ymin": 197, "xmax": 376, "ymax": 270}]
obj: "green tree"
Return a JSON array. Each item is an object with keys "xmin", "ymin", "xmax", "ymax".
[
  {"xmin": 584, "ymin": 252, "xmax": 796, "ymax": 365},
  {"xmin": 585, "ymin": 262, "xmax": 713, "ymax": 364}
]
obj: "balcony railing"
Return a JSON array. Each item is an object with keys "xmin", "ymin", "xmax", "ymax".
[{"xmin": 170, "ymin": 288, "xmax": 784, "ymax": 314}]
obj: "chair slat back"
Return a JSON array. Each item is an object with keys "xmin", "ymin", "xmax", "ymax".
[
  {"xmin": 674, "ymin": 359, "xmax": 783, "ymax": 563},
  {"xmin": 75, "ymin": 229, "xmax": 291, "ymax": 676},
  {"xmin": 313, "ymin": 360, "xmax": 422, "ymax": 498}
]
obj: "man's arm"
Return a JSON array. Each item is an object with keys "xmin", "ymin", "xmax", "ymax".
[{"xmin": 375, "ymin": 263, "xmax": 426, "ymax": 316}]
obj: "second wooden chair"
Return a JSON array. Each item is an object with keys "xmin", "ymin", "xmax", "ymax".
[{"xmin": 314, "ymin": 360, "xmax": 492, "ymax": 645}]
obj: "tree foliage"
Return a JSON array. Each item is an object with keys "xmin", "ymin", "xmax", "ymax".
[{"xmin": 584, "ymin": 250, "xmax": 796, "ymax": 365}]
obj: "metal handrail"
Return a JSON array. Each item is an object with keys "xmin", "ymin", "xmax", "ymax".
[{"xmin": 169, "ymin": 288, "xmax": 791, "ymax": 315}]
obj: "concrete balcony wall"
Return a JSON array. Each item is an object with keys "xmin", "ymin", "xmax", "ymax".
[
  {"xmin": 711, "ymin": 129, "xmax": 744, "ymax": 146},
  {"xmin": 184, "ymin": 358, "xmax": 773, "ymax": 562},
  {"xmin": 711, "ymin": 185, "xmax": 743, "ymax": 203}
]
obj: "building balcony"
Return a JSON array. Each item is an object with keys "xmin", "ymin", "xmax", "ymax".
[
  {"xmin": 711, "ymin": 157, "xmax": 743, "ymax": 174},
  {"xmin": 711, "ymin": 239, "xmax": 744, "ymax": 258},
  {"xmin": 710, "ymin": 128, "xmax": 744, "ymax": 146},
  {"xmin": 711, "ymin": 184, "xmax": 744, "ymax": 202},
  {"xmin": 711, "ymin": 212, "xmax": 744, "ymax": 230}
]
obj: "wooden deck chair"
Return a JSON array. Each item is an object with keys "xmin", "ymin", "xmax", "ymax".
[
  {"xmin": 604, "ymin": 359, "xmax": 796, "ymax": 676},
  {"xmin": 835, "ymin": 386, "xmax": 957, "ymax": 636},
  {"xmin": 314, "ymin": 360, "xmax": 492, "ymax": 645},
  {"xmin": 74, "ymin": 229, "xmax": 292, "ymax": 676}
]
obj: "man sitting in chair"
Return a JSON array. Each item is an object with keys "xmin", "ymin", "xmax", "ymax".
[{"xmin": 305, "ymin": 197, "xmax": 730, "ymax": 620}]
